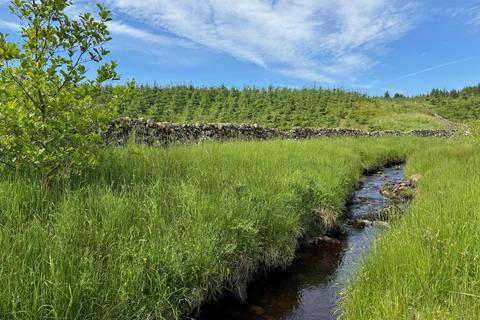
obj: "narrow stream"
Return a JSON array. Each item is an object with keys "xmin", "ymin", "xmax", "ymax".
[{"xmin": 198, "ymin": 165, "xmax": 406, "ymax": 320}]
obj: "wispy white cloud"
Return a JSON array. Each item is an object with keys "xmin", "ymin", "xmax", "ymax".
[
  {"xmin": 442, "ymin": 1, "xmax": 480, "ymax": 26},
  {"xmin": 388, "ymin": 56, "xmax": 478, "ymax": 82},
  {"xmin": 107, "ymin": 21, "xmax": 197, "ymax": 49},
  {"xmin": 0, "ymin": 19, "xmax": 19, "ymax": 32},
  {"xmin": 103, "ymin": 0, "xmax": 416, "ymax": 83},
  {"xmin": 64, "ymin": 1, "xmax": 197, "ymax": 53},
  {"xmin": 471, "ymin": 12, "xmax": 480, "ymax": 26}
]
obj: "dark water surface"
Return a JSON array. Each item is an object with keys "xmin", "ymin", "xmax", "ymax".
[{"xmin": 199, "ymin": 165, "xmax": 406, "ymax": 320}]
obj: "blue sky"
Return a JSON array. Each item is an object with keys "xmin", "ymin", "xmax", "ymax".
[{"xmin": 1, "ymin": 0, "xmax": 480, "ymax": 96}]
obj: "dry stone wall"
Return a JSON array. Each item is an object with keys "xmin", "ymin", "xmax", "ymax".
[{"xmin": 105, "ymin": 117, "xmax": 458, "ymax": 146}]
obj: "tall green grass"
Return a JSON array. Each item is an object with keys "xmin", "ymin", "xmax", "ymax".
[
  {"xmin": 342, "ymin": 139, "xmax": 480, "ymax": 319},
  {"xmin": 0, "ymin": 138, "xmax": 436, "ymax": 319}
]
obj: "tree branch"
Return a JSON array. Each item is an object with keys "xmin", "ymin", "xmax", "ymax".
[
  {"xmin": 32, "ymin": 137, "xmax": 47, "ymax": 149},
  {"xmin": 0, "ymin": 158, "xmax": 16, "ymax": 170},
  {"xmin": 5, "ymin": 66, "xmax": 40, "ymax": 110},
  {"xmin": 36, "ymin": 9, "xmax": 54, "ymax": 64},
  {"xmin": 54, "ymin": 45, "xmax": 89, "ymax": 97}
]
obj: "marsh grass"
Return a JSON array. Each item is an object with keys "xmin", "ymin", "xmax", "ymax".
[
  {"xmin": 0, "ymin": 137, "xmax": 440, "ymax": 319},
  {"xmin": 341, "ymin": 139, "xmax": 480, "ymax": 319}
]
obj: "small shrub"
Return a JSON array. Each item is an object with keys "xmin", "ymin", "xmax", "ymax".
[{"xmin": 0, "ymin": 0, "xmax": 121, "ymax": 184}]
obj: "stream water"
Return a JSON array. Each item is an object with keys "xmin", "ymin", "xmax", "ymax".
[{"xmin": 198, "ymin": 165, "xmax": 406, "ymax": 320}]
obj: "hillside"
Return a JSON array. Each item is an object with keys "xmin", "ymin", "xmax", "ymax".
[{"xmin": 98, "ymin": 85, "xmax": 480, "ymax": 131}]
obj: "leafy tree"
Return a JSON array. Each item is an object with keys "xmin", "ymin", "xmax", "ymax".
[{"xmin": 0, "ymin": 0, "xmax": 120, "ymax": 184}]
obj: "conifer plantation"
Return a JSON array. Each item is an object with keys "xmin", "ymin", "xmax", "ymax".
[{"xmin": 97, "ymin": 84, "xmax": 480, "ymax": 131}]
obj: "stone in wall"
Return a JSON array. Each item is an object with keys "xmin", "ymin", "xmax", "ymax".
[
  {"xmin": 369, "ymin": 130, "xmax": 402, "ymax": 137},
  {"xmin": 408, "ymin": 129, "xmax": 457, "ymax": 138},
  {"xmin": 289, "ymin": 127, "xmax": 369, "ymax": 139}
]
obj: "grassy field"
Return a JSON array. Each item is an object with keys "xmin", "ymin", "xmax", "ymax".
[
  {"xmin": 341, "ymin": 139, "xmax": 480, "ymax": 319},
  {"xmin": 0, "ymin": 137, "xmax": 430, "ymax": 320}
]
